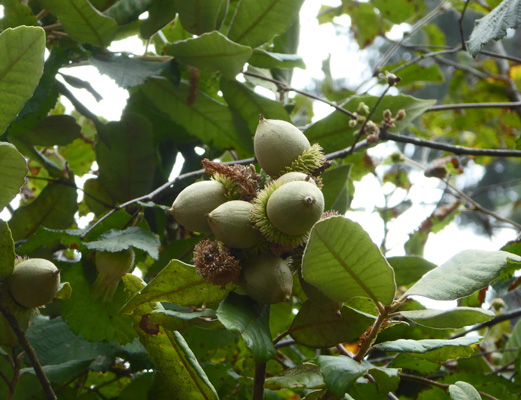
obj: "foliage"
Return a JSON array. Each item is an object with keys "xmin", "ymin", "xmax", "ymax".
[{"xmin": 1, "ymin": 0, "xmax": 521, "ymax": 399}]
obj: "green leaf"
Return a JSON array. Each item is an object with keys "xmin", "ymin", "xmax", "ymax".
[
  {"xmin": 387, "ymin": 256, "xmax": 437, "ymax": 287},
  {"xmin": 84, "ymin": 227, "xmax": 160, "ymax": 259},
  {"xmin": 220, "ymin": 79, "xmax": 291, "ymax": 133},
  {"xmin": 389, "ymin": 354, "xmax": 440, "ymax": 375},
  {"xmin": 399, "ymin": 308, "xmax": 495, "ymax": 329},
  {"xmin": 148, "ymin": 309, "xmax": 223, "ymax": 331},
  {"xmin": 21, "ymin": 359, "xmax": 94, "ymax": 383},
  {"xmin": 317, "ymin": 356, "xmax": 372, "ymax": 396},
  {"xmin": 227, "ymin": 0, "xmax": 305, "ymax": 48},
  {"xmin": 264, "ymin": 363, "xmax": 325, "ymax": 390},
  {"xmin": 394, "ymin": 64, "xmax": 445, "ymax": 87},
  {"xmin": 304, "ymin": 94, "xmax": 436, "ymax": 153},
  {"xmin": 0, "ymin": 142, "xmax": 28, "ymax": 211},
  {"xmin": 321, "ymin": 164, "xmax": 352, "ymax": 214},
  {"xmin": 0, "ymin": 26, "xmax": 45, "ymax": 135},
  {"xmin": 41, "ymin": 0, "xmax": 117, "ymax": 46},
  {"xmin": 0, "ymin": 220, "xmax": 15, "ymax": 280},
  {"xmin": 467, "ymin": 0, "xmax": 521, "ymax": 57},
  {"xmin": 26, "ymin": 317, "xmax": 117, "ymax": 368},
  {"xmin": 449, "ymin": 381, "xmax": 482, "ymax": 400},
  {"xmin": 105, "ymin": 0, "xmax": 155, "ymax": 25},
  {"xmin": 502, "ymin": 317, "xmax": 521, "ymax": 365},
  {"xmin": 174, "ymin": 0, "xmax": 227, "ymax": 35},
  {"xmin": 121, "ymin": 260, "xmax": 232, "ymax": 313},
  {"xmin": 8, "ymin": 180, "xmax": 78, "ymax": 241},
  {"xmin": 12, "ymin": 115, "xmax": 81, "ymax": 146},
  {"xmin": 373, "ymin": 0, "xmax": 426, "ymax": 24},
  {"xmin": 141, "ymin": 77, "xmax": 253, "ymax": 154},
  {"xmin": 302, "ymin": 216, "xmax": 396, "ymax": 305},
  {"xmin": 405, "ymin": 250, "xmax": 521, "ymax": 301},
  {"xmin": 166, "ymin": 31, "xmax": 252, "ymax": 79},
  {"xmin": 289, "ymin": 301, "xmax": 375, "ymax": 348},
  {"xmin": 96, "ymin": 112, "xmax": 156, "ymax": 203},
  {"xmin": 122, "ymin": 274, "xmax": 219, "ymax": 400},
  {"xmin": 61, "ymin": 262, "xmax": 137, "ymax": 343},
  {"xmin": 0, "ymin": 0, "xmax": 38, "ymax": 29},
  {"xmin": 140, "ymin": 0, "xmax": 177, "ymax": 39},
  {"xmin": 249, "ymin": 49, "xmax": 305, "ymax": 69},
  {"xmin": 89, "ymin": 53, "xmax": 174, "ymax": 89},
  {"xmin": 216, "ymin": 292, "xmax": 276, "ymax": 362},
  {"xmin": 373, "ymin": 337, "xmax": 481, "ymax": 362}
]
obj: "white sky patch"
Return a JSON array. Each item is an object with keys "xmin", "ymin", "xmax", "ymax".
[
  {"xmin": 0, "ymin": 6, "xmax": 4, "ymax": 18},
  {"xmin": 169, "ymin": 152, "xmax": 185, "ymax": 181}
]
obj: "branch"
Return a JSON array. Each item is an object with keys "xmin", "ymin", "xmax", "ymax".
[
  {"xmin": 479, "ymin": 50, "xmax": 521, "ymax": 64},
  {"xmin": 242, "ymin": 71, "xmax": 356, "ymax": 119},
  {"xmin": 252, "ymin": 361, "xmax": 266, "ymax": 400},
  {"xmin": 458, "ymin": 0, "xmax": 471, "ymax": 50},
  {"xmin": 381, "ymin": 131, "xmax": 521, "ymax": 158},
  {"xmin": 427, "ymin": 101, "xmax": 521, "ymax": 112},
  {"xmin": 0, "ymin": 305, "xmax": 56, "ymax": 400},
  {"xmin": 450, "ymin": 307, "xmax": 521, "ymax": 339},
  {"xmin": 400, "ymin": 372, "xmax": 499, "ymax": 400}
]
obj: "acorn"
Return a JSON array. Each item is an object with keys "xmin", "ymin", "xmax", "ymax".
[
  {"xmin": 275, "ymin": 172, "xmax": 317, "ymax": 186},
  {"xmin": 241, "ymin": 254, "xmax": 292, "ymax": 304},
  {"xmin": 168, "ymin": 180, "xmax": 227, "ymax": 233},
  {"xmin": 92, "ymin": 248, "xmax": 135, "ymax": 303},
  {"xmin": 267, "ymin": 181, "xmax": 324, "ymax": 236},
  {"xmin": 207, "ymin": 200, "xmax": 261, "ymax": 249},
  {"xmin": 254, "ymin": 116, "xmax": 311, "ymax": 177},
  {"xmin": 8, "ymin": 258, "xmax": 60, "ymax": 309}
]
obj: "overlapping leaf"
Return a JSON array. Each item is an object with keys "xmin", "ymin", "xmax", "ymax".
[
  {"xmin": 0, "ymin": 221, "xmax": 15, "ymax": 279},
  {"xmin": 0, "ymin": 26, "xmax": 45, "ymax": 135},
  {"xmin": 302, "ymin": 216, "xmax": 396, "ymax": 305},
  {"xmin": 0, "ymin": 143, "xmax": 27, "ymax": 211},
  {"xmin": 84, "ymin": 227, "xmax": 160, "ymax": 259},
  {"xmin": 399, "ymin": 307, "xmax": 495, "ymax": 329}
]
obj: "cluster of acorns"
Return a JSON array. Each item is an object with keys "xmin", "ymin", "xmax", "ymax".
[{"xmin": 169, "ymin": 116, "xmax": 332, "ymax": 305}]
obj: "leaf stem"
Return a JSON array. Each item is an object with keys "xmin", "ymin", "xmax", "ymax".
[
  {"xmin": 252, "ymin": 361, "xmax": 266, "ymax": 400},
  {"xmin": 354, "ymin": 309, "xmax": 388, "ymax": 362},
  {"xmin": 0, "ymin": 305, "xmax": 56, "ymax": 400}
]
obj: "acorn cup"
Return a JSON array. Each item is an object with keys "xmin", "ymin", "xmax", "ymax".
[
  {"xmin": 207, "ymin": 200, "xmax": 262, "ymax": 249},
  {"xmin": 251, "ymin": 180, "xmax": 325, "ymax": 247},
  {"xmin": 254, "ymin": 116, "xmax": 311, "ymax": 177},
  {"xmin": 241, "ymin": 253, "xmax": 293, "ymax": 304},
  {"xmin": 7, "ymin": 258, "xmax": 60, "ymax": 309},
  {"xmin": 168, "ymin": 180, "xmax": 227, "ymax": 233}
]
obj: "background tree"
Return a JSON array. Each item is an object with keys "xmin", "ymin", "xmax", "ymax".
[{"xmin": 1, "ymin": 0, "xmax": 521, "ymax": 399}]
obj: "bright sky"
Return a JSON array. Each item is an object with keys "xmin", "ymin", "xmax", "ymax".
[{"xmin": 1, "ymin": 2, "xmax": 517, "ymax": 280}]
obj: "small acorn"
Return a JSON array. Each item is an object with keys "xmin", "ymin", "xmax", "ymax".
[
  {"xmin": 241, "ymin": 254, "xmax": 292, "ymax": 304},
  {"xmin": 207, "ymin": 200, "xmax": 261, "ymax": 249},
  {"xmin": 8, "ymin": 258, "xmax": 60, "ymax": 309},
  {"xmin": 275, "ymin": 172, "xmax": 317, "ymax": 186},
  {"xmin": 267, "ymin": 181, "xmax": 324, "ymax": 236},
  {"xmin": 92, "ymin": 248, "xmax": 135, "ymax": 303},
  {"xmin": 169, "ymin": 180, "xmax": 227, "ymax": 233},
  {"xmin": 254, "ymin": 116, "xmax": 311, "ymax": 177}
]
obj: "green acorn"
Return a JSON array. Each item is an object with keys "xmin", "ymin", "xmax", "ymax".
[
  {"xmin": 8, "ymin": 258, "xmax": 60, "ymax": 309},
  {"xmin": 92, "ymin": 248, "xmax": 135, "ymax": 303},
  {"xmin": 251, "ymin": 181, "xmax": 324, "ymax": 247},
  {"xmin": 168, "ymin": 180, "xmax": 227, "ymax": 233},
  {"xmin": 254, "ymin": 116, "xmax": 311, "ymax": 177},
  {"xmin": 241, "ymin": 254, "xmax": 292, "ymax": 304},
  {"xmin": 207, "ymin": 200, "xmax": 262, "ymax": 249},
  {"xmin": 275, "ymin": 172, "xmax": 317, "ymax": 186}
]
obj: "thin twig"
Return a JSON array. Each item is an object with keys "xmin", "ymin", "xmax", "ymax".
[
  {"xmin": 479, "ymin": 50, "xmax": 521, "ymax": 64},
  {"xmin": 458, "ymin": 0, "xmax": 471, "ymax": 50},
  {"xmin": 450, "ymin": 308, "xmax": 521, "ymax": 339},
  {"xmin": 427, "ymin": 101, "xmax": 521, "ymax": 112},
  {"xmin": 242, "ymin": 71, "xmax": 357, "ymax": 119},
  {"xmin": 400, "ymin": 372, "xmax": 499, "ymax": 400},
  {"xmin": 272, "ymin": 329, "xmax": 291, "ymax": 345},
  {"xmin": 0, "ymin": 305, "xmax": 56, "ymax": 400},
  {"xmin": 56, "ymin": 81, "xmax": 103, "ymax": 131},
  {"xmin": 470, "ymin": 178, "xmax": 521, "ymax": 198}
]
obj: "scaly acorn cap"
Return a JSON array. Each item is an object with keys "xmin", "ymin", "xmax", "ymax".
[
  {"xmin": 254, "ymin": 116, "xmax": 311, "ymax": 177},
  {"xmin": 241, "ymin": 253, "xmax": 292, "ymax": 304},
  {"xmin": 168, "ymin": 180, "xmax": 227, "ymax": 233},
  {"xmin": 8, "ymin": 258, "xmax": 60, "ymax": 309},
  {"xmin": 280, "ymin": 143, "xmax": 326, "ymax": 178},
  {"xmin": 207, "ymin": 200, "xmax": 262, "ymax": 249}
]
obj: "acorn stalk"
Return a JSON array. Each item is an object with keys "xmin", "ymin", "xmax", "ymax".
[{"xmin": 92, "ymin": 248, "xmax": 135, "ymax": 303}]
